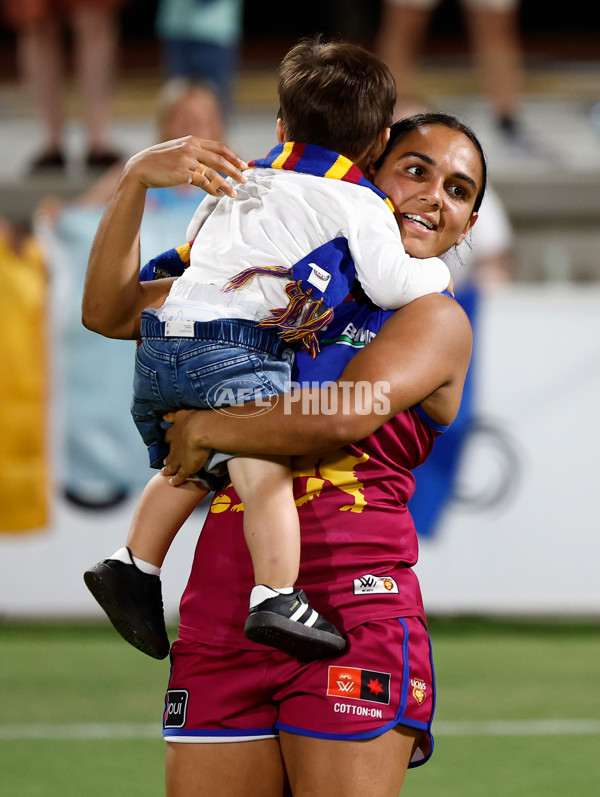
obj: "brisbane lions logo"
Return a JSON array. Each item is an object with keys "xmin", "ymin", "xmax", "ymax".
[{"xmin": 211, "ymin": 450, "xmax": 370, "ymax": 515}]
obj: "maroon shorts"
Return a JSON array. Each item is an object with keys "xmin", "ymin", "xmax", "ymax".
[{"xmin": 163, "ymin": 616, "xmax": 436, "ymax": 767}]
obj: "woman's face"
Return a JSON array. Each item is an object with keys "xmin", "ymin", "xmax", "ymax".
[{"xmin": 373, "ymin": 124, "xmax": 482, "ymax": 259}]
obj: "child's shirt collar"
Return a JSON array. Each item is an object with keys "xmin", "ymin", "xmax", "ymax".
[{"xmin": 250, "ymin": 141, "xmax": 395, "ymax": 212}]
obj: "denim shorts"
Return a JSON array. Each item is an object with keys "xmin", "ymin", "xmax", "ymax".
[{"xmin": 131, "ymin": 311, "xmax": 293, "ymax": 482}]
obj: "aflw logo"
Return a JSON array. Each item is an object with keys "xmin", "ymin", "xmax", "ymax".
[
  {"xmin": 327, "ymin": 666, "xmax": 391, "ymax": 705},
  {"xmin": 335, "ymin": 676, "xmax": 356, "ymax": 694},
  {"xmin": 353, "ymin": 574, "xmax": 399, "ymax": 594}
]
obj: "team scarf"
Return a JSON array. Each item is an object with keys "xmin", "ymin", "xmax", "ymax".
[
  {"xmin": 248, "ymin": 141, "xmax": 395, "ymax": 212},
  {"xmin": 223, "ymin": 142, "xmax": 394, "ymax": 357}
]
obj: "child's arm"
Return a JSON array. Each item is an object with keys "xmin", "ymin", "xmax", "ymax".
[
  {"xmin": 347, "ymin": 200, "xmax": 452, "ymax": 310},
  {"xmin": 356, "ymin": 249, "xmax": 452, "ymax": 310}
]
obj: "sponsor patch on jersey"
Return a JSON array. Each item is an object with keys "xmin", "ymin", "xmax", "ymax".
[
  {"xmin": 327, "ymin": 666, "xmax": 391, "ymax": 705},
  {"xmin": 163, "ymin": 689, "xmax": 189, "ymax": 728},
  {"xmin": 411, "ymin": 677, "xmax": 427, "ymax": 705},
  {"xmin": 353, "ymin": 574, "xmax": 399, "ymax": 594}
]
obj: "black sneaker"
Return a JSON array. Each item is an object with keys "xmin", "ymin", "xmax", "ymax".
[
  {"xmin": 244, "ymin": 588, "xmax": 346, "ymax": 661},
  {"xmin": 83, "ymin": 549, "xmax": 170, "ymax": 659}
]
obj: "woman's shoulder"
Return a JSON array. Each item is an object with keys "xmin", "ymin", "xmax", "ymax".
[{"xmin": 385, "ymin": 291, "xmax": 472, "ymax": 340}]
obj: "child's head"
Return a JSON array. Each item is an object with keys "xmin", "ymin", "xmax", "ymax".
[{"xmin": 277, "ymin": 36, "xmax": 396, "ymax": 164}]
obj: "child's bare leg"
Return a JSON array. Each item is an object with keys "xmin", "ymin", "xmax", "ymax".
[
  {"xmin": 84, "ymin": 473, "xmax": 208, "ymax": 660},
  {"xmin": 126, "ymin": 472, "xmax": 209, "ymax": 568},
  {"xmin": 228, "ymin": 455, "xmax": 346, "ymax": 660},
  {"xmin": 227, "ymin": 455, "xmax": 299, "ymax": 588}
]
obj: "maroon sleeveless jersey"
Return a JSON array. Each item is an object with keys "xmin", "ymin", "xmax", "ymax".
[{"xmin": 178, "ymin": 406, "xmax": 441, "ymax": 648}]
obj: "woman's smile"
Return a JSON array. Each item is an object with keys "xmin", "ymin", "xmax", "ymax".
[{"xmin": 399, "ymin": 211, "xmax": 438, "ymax": 233}]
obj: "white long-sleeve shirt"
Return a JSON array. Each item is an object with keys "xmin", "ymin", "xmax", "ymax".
[{"xmin": 158, "ymin": 148, "xmax": 450, "ymax": 325}]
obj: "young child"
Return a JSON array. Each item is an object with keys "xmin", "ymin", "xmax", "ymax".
[{"xmin": 84, "ymin": 37, "xmax": 453, "ymax": 662}]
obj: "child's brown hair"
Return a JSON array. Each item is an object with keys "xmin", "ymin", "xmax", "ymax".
[{"xmin": 277, "ymin": 36, "xmax": 396, "ymax": 161}]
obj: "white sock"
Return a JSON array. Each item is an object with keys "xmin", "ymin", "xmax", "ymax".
[
  {"xmin": 109, "ymin": 547, "xmax": 161, "ymax": 576},
  {"xmin": 249, "ymin": 584, "xmax": 294, "ymax": 609}
]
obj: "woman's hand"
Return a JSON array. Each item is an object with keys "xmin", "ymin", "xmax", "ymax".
[
  {"xmin": 124, "ymin": 136, "xmax": 248, "ymax": 197},
  {"xmin": 162, "ymin": 410, "xmax": 212, "ymax": 485}
]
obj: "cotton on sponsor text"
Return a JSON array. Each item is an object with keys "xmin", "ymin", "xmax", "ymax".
[{"xmin": 334, "ymin": 703, "xmax": 383, "ymax": 718}]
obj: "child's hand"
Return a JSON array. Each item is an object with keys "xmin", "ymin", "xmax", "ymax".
[{"xmin": 124, "ymin": 137, "xmax": 248, "ymax": 198}]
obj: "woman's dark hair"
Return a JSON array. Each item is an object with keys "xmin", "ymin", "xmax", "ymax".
[{"xmin": 375, "ymin": 112, "xmax": 488, "ymax": 212}]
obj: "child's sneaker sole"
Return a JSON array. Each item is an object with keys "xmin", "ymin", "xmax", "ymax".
[
  {"xmin": 245, "ymin": 611, "xmax": 346, "ymax": 660},
  {"xmin": 244, "ymin": 588, "xmax": 346, "ymax": 661},
  {"xmin": 84, "ymin": 561, "xmax": 170, "ymax": 660}
]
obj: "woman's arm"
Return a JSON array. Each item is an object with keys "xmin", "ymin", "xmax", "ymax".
[
  {"xmin": 163, "ymin": 293, "xmax": 472, "ymax": 483},
  {"xmin": 82, "ymin": 136, "xmax": 248, "ymax": 340}
]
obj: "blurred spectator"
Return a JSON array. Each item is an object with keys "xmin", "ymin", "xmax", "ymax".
[
  {"xmin": 72, "ymin": 78, "xmax": 226, "ymax": 208},
  {"xmin": 156, "ymin": 0, "xmax": 245, "ymax": 120},
  {"xmin": 410, "ymin": 184, "xmax": 514, "ymax": 537},
  {"xmin": 443, "ymin": 184, "xmax": 514, "ymax": 291},
  {"xmin": 0, "ymin": 0, "xmax": 129, "ymax": 174},
  {"xmin": 156, "ymin": 76, "xmax": 226, "ymax": 142},
  {"xmin": 409, "ymin": 182, "xmax": 514, "ymax": 537},
  {"xmin": 33, "ymin": 77, "xmax": 226, "ymax": 509},
  {"xmin": 376, "ymin": 0, "xmax": 527, "ymax": 144}
]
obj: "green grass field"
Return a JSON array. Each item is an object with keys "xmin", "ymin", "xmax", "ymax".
[{"xmin": 1, "ymin": 619, "xmax": 599, "ymax": 796}]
